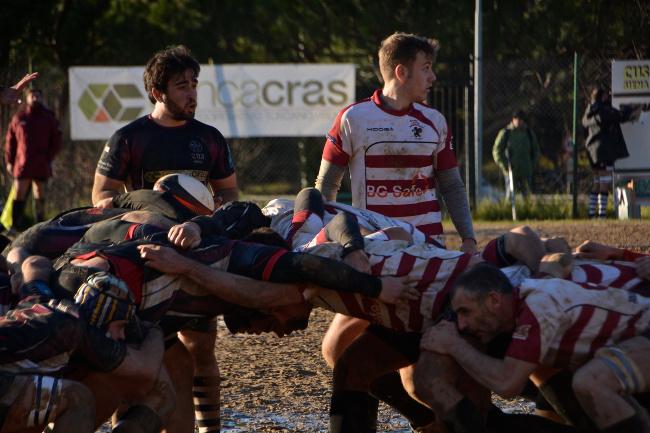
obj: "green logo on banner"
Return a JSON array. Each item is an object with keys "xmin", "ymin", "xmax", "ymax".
[{"xmin": 78, "ymin": 83, "xmax": 145, "ymax": 122}]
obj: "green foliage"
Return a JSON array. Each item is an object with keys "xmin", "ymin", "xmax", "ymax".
[{"xmin": 474, "ymin": 195, "xmax": 590, "ymax": 220}]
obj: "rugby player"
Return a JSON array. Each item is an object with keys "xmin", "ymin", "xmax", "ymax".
[
  {"xmin": 421, "ymin": 264, "xmax": 650, "ymax": 433},
  {"xmin": 0, "ymin": 272, "xmax": 168, "ymax": 433},
  {"xmin": 315, "ymin": 34, "xmax": 477, "ymax": 425}
]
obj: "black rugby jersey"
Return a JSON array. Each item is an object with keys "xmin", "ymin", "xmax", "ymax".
[{"xmin": 97, "ymin": 115, "xmax": 235, "ymax": 189}]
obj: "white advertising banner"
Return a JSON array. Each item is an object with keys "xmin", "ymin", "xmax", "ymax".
[
  {"xmin": 69, "ymin": 64, "xmax": 355, "ymax": 140},
  {"xmin": 611, "ymin": 59, "xmax": 650, "ymax": 171}
]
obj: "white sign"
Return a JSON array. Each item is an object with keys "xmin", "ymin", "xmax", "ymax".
[
  {"xmin": 69, "ymin": 64, "xmax": 356, "ymax": 140},
  {"xmin": 611, "ymin": 60, "xmax": 650, "ymax": 171}
]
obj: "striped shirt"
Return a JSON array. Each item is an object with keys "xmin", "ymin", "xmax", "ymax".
[
  {"xmin": 322, "ymin": 90, "xmax": 457, "ymax": 244},
  {"xmin": 507, "ymin": 278, "xmax": 650, "ymax": 370}
]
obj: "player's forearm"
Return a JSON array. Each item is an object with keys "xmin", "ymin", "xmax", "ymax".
[
  {"xmin": 180, "ymin": 257, "xmax": 303, "ymax": 308},
  {"xmin": 315, "ymin": 159, "xmax": 345, "ymax": 201},
  {"xmin": 447, "ymin": 339, "xmax": 524, "ymax": 398},
  {"xmin": 436, "ymin": 168, "xmax": 475, "ymax": 240}
]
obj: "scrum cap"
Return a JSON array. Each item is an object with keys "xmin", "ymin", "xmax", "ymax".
[{"xmin": 154, "ymin": 173, "xmax": 215, "ymax": 215}]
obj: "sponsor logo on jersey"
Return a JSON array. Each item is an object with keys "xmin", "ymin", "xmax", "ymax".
[
  {"xmin": 366, "ymin": 127, "xmax": 394, "ymax": 132},
  {"xmin": 366, "ymin": 184, "xmax": 430, "ymax": 198},
  {"xmin": 512, "ymin": 324, "xmax": 532, "ymax": 340}
]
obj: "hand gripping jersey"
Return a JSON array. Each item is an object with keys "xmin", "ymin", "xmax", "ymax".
[
  {"xmin": 322, "ymin": 90, "xmax": 457, "ymax": 244},
  {"xmin": 96, "ymin": 115, "xmax": 235, "ymax": 189},
  {"xmin": 303, "ymin": 239, "xmax": 473, "ymax": 332},
  {"xmin": 505, "ymin": 278, "xmax": 650, "ymax": 371}
]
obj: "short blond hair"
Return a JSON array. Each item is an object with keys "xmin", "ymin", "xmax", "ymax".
[{"xmin": 378, "ymin": 32, "xmax": 439, "ymax": 81}]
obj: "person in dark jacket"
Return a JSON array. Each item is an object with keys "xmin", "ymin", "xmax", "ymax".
[
  {"xmin": 4, "ymin": 87, "xmax": 62, "ymax": 228},
  {"xmin": 582, "ymin": 86, "xmax": 635, "ymax": 218}
]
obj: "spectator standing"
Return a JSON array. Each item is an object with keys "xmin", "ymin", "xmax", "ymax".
[
  {"xmin": 492, "ymin": 110, "xmax": 539, "ymax": 198},
  {"xmin": 582, "ymin": 86, "xmax": 636, "ymax": 218},
  {"xmin": 4, "ymin": 87, "xmax": 62, "ymax": 229}
]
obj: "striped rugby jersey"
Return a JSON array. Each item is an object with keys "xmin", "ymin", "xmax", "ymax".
[
  {"xmin": 322, "ymin": 90, "xmax": 457, "ymax": 244},
  {"xmin": 506, "ymin": 278, "xmax": 650, "ymax": 371}
]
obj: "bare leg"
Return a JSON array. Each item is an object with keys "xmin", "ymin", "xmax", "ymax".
[
  {"xmin": 2, "ymin": 377, "xmax": 95, "ymax": 433},
  {"xmin": 161, "ymin": 342, "xmax": 195, "ymax": 433},
  {"xmin": 504, "ymin": 225, "xmax": 546, "ymax": 272},
  {"xmin": 572, "ymin": 337, "xmax": 650, "ymax": 431},
  {"xmin": 321, "ymin": 314, "xmax": 369, "ymax": 368}
]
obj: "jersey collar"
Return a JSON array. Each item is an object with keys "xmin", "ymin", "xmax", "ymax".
[{"xmin": 371, "ymin": 89, "xmax": 413, "ymax": 116}]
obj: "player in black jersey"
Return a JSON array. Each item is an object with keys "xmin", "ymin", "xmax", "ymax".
[
  {"xmin": 94, "ymin": 46, "xmax": 241, "ymax": 429},
  {"xmin": 92, "ymin": 46, "xmax": 238, "ymax": 206},
  {"xmin": 0, "ymin": 272, "xmax": 168, "ymax": 433}
]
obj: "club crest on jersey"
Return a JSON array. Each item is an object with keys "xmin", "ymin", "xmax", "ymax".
[
  {"xmin": 409, "ymin": 120, "xmax": 423, "ymax": 139},
  {"xmin": 512, "ymin": 324, "xmax": 532, "ymax": 340},
  {"xmin": 189, "ymin": 140, "xmax": 206, "ymax": 163}
]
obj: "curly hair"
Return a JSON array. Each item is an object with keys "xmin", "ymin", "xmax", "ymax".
[{"xmin": 143, "ymin": 45, "xmax": 200, "ymax": 103}]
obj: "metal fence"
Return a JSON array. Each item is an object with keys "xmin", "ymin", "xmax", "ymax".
[{"xmin": 0, "ymin": 56, "xmax": 614, "ymax": 218}]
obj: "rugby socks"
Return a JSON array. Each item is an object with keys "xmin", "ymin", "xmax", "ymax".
[
  {"xmin": 330, "ymin": 390, "xmax": 378, "ymax": 433},
  {"xmin": 597, "ymin": 192, "xmax": 608, "ymax": 218},
  {"xmin": 112, "ymin": 405, "xmax": 162, "ymax": 433},
  {"xmin": 539, "ymin": 371, "xmax": 595, "ymax": 429},
  {"xmin": 369, "ymin": 371, "xmax": 437, "ymax": 429},
  {"xmin": 193, "ymin": 375, "xmax": 221, "ymax": 433},
  {"xmin": 11, "ymin": 199, "xmax": 26, "ymax": 230},
  {"xmin": 34, "ymin": 198, "xmax": 45, "ymax": 222},
  {"xmin": 442, "ymin": 397, "xmax": 486, "ymax": 433},
  {"xmin": 588, "ymin": 192, "xmax": 598, "ymax": 218}
]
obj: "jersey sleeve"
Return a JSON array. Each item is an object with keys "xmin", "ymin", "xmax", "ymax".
[
  {"xmin": 505, "ymin": 298, "xmax": 546, "ymax": 364},
  {"xmin": 96, "ymin": 131, "xmax": 131, "ymax": 181},
  {"xmin": 322, "ymin": 108, "xmax": 351, "ymax": 166},
  {"xmin": 208, "ymin": 130, "xmax": 236, "ymax": 180},
  {"xmin": 435, "ymin": 122, "xmax": 458, "ymax": 170}
]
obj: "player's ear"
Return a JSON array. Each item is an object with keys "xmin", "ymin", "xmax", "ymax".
[
  {"xmin": 395, "ymin": 63, "xmax": 409, "ymax": 83},
  {"xmin": 151, "ymin": 87, "xmax": 165, "ymax": 103}
]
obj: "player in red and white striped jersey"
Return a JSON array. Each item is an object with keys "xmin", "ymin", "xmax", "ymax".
[
  {"xmin": 315, "ymin": 33, "xmax": 474, "ymax": 250},
  {"xmin": 315, "ymin": 38, "xmax": 476, "ymax": 424},
  {"xmin": 421, "ymin": 264, "xmax": 650, "ymax": 433}
]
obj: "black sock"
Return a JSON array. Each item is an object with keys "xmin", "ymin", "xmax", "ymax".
[
  {"xmin": 442, "ymin": 397, "xmax": 486, "ymax": 433},
  {"xmin": 34, "ymin": 198, "xmax": 45, "ymax": 222},
  {"xmin": 330, "ymin": 390, "xmax": 378, "ymax": 433},
  {"xmin": 11, "ymin": 199, "xmax": 26, "ymax": 230},
  {"xmin": 602, "ymin": 415, "xmax": 646, "ymax": 433},
  {"xmin": 369, "ymin": 371, "xmax": 436, "ymax": 428},
  {"xmin": 539, "ymin": 371, "xmax": 595, "ymax": 430}
]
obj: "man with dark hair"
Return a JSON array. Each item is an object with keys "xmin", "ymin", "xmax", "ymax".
[
  {"xmin": 492, "ymin": 110, "xmax": 539, "ymax": 198},
  {"xmin": 5, "ymin": 87, "xmax": 63, "ymax": 229},
  {"xmin": 92, "ymin": 45, "xmax": 238, "ymax": 206},
  {"xmin": 315, "ymin": 34, "xmax": 476, "ymax": 429},
  {"xmin": 92, "ymin": 45, "xmax": 238, "ymax": 432},
  {"xmin": 421, "ymin": 265, "xmax": 650, "ymax": 433}
]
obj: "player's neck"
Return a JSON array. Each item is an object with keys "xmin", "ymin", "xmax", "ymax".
[
  {"xmin": 150, "ymin": 104, "xmax": 188, "ymax": 127},
  {"xmin": 380, "ymin": 84, "xmax": 413, "ymax": 111}
]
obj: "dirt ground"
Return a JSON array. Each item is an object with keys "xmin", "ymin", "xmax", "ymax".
[{"xmin": 213, "ymin": 220, "xmax": 650, "ymax": 432}]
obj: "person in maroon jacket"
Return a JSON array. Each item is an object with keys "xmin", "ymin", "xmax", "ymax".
[{"xmin": 4, "ymin": 87, "xmax": 62, "ymax": 229}]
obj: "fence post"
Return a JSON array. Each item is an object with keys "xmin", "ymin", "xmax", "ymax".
[{"xmin": 572, "ymin": 52, "xmax": 579, "ymax": 218}]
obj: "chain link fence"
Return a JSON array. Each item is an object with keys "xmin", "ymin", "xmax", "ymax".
[{"xmin": 0, "ymin": 56, "xmax": 617, "ymax": 219}]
